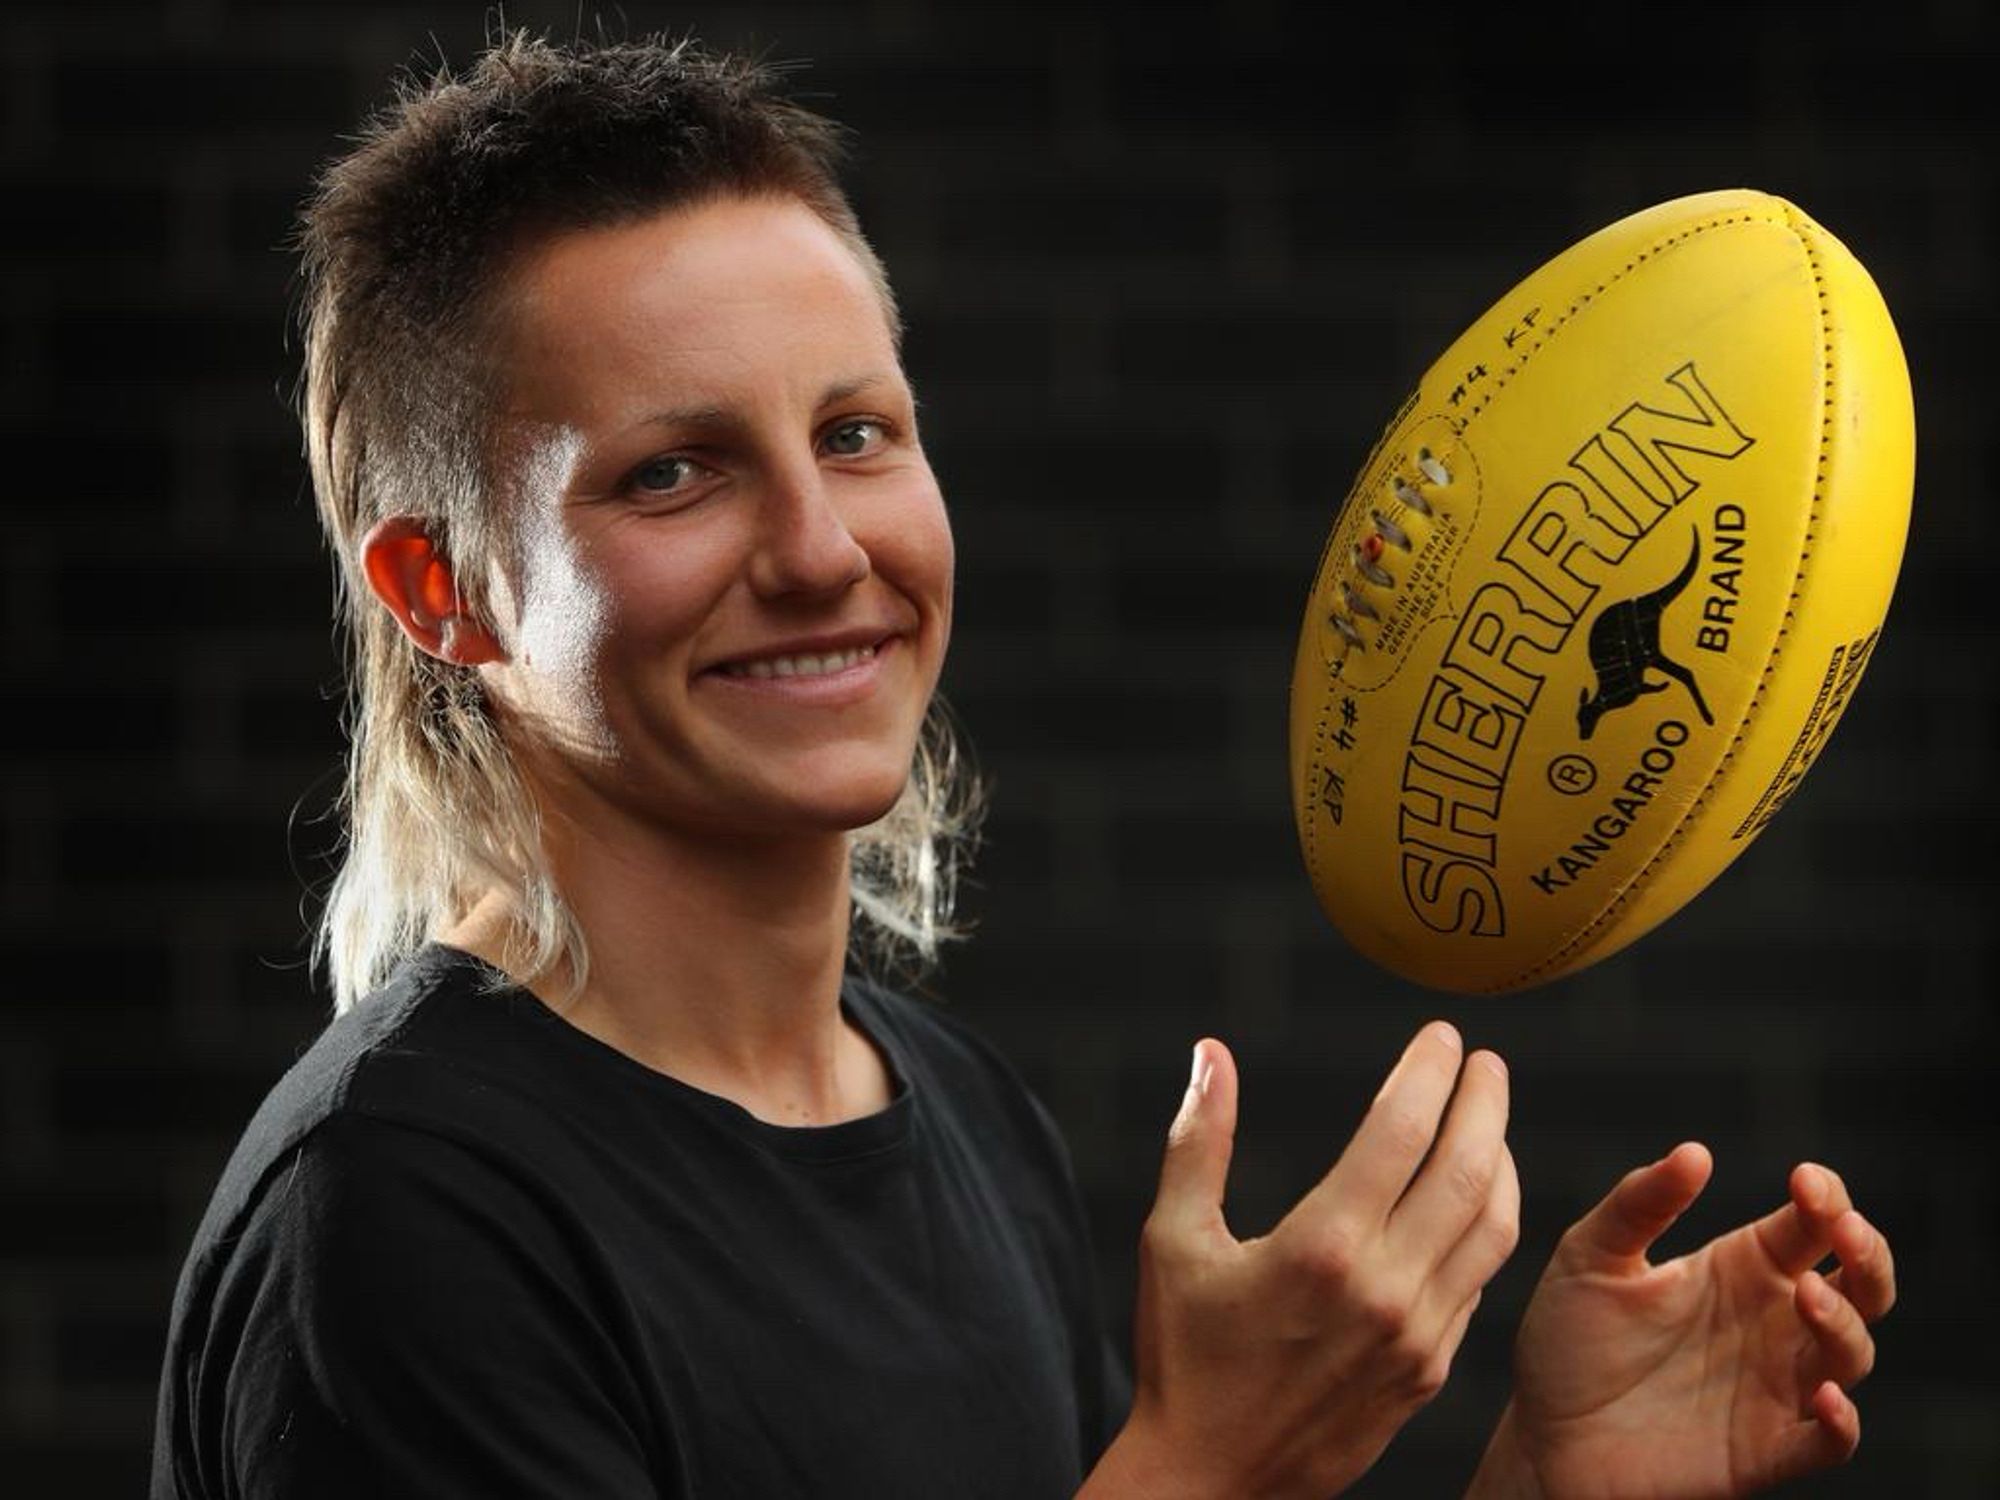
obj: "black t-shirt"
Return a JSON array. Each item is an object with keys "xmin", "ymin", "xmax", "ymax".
[{"xmin": 151, "ymin": 943, "xmax": 1132, "ymax": 1498}]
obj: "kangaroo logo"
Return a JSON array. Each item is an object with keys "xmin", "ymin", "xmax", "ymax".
[{"xmin": 1576, "ymin": 528, "xmax": 1716, "ymax": 741}]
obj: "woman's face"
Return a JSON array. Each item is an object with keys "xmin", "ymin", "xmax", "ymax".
[{"xmin": 477, "ymin": 194, "xmax": 953, "ymax": 845}]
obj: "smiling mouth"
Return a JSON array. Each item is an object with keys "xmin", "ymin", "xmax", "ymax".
[{"xmin": 717, "ymin": 644, "xmax": 878, "ymax": 680}]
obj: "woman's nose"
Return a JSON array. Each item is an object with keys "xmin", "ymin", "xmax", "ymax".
[{"xmin": 747, "ymin": 465, "xmax": 871, "ymax": 599}]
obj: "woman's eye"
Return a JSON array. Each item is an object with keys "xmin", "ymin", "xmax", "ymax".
[
  {"xmin": 630, "ymin": 455, "xmax": 702, "ymax": 494},
  {"xmin": 822, "ymin": 419, "xmax": 885, "ymax": 457}
]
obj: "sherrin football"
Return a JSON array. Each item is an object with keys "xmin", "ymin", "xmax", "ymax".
[{"xmin": 1289, "ymin": 189, "xmax": 1914, "ymax": 994}]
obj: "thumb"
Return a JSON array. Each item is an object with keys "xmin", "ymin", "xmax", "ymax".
[
  {"xmin": 1565, "ymin": 1141, "xmax": 1714, "ymax": 1266},
  {"xmin": 1150, "ymin": 1038, "xmax": 1238, "ymax": 1244}
]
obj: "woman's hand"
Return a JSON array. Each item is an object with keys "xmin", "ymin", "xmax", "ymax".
[
  {"xmin": 1469, "ymin": 1144, "xmax": 1896, "ymax": 1499},
  {"xmin": 1086, "ymin": 1022, "xmax": 1521, "ymax": 1500}
]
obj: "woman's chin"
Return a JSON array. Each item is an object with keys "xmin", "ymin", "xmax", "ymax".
[
  {"xmin": 706, "ymin": 766, "xmax": 912, "ymax": 842},
  {"xmin": 778, "ymin": 748, "xmax": 919, "ymax": 833},
  {"xmin": 826, "ymin": 777, "xmax": 915, "ymax": 836}
]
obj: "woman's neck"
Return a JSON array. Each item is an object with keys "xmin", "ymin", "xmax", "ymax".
[{"xmin": 438, "ymin": 807, "xmax": 895, "ymax": 1128}]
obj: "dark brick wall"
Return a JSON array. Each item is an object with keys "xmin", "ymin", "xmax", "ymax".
[{"xmin": 5, "ymin": 2, "xmax": 1994, "ymax": 1494}]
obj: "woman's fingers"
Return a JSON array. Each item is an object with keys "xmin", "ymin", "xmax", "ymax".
[
  {"xmin": 1127, "ymin": 1025, "xmax": 1515, "ymax": 1500},
  {"xmin": 1291, "ymin": 1022, "xmax": 1467, "ymax": 1236},
  {"xmin": 1751, "ymin": 1162, "xmax": 1854, "ymax": 1275},
  {"xmin": 1754, "ymin": 1168, "xmax": 1894, "ymax": 1327},
  {"xmin": 1827, "ymin": 1209, "xmax": 1897, "ymax": 1323},
  {"xmin": 1559, "ymin": 1141, "xmax": 1713, "ymax": 1267},
  {"xmin": 1424, "ymin": 1141, "xmax": 1521, "ymax": 1309},
  {"xmin": 1148, "ymin": 1038, "xmax": 1241, "ymax": 1249},
  {"xmin": 1387, "ymin": 1054, "xmax": 1513, "ymax": 1274},
  {"xmin": 1798, "ymin": 1268, "xmax": 1876, "ymax": 1388},
  {"xmin": 1762, "ymin": 1382, "xmax": 1862, "ymax": 1487}
]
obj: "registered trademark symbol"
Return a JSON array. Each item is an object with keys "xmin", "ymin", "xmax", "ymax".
[{"xmin": 1548, "ymin": 753, "xmax": 1598, "ymax": 795}]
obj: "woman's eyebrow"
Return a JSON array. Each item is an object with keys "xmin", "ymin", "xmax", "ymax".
[
  {"xmin": 625, "ymin": 373, "xmax": 900, "ymax": 436},
  {"xmin": 627, "ymin": 400, "xmax": 730, "ymax": 434},
  {"xmin": 815, "ymin": 372, "xmax": 898, "ymax": 407}
]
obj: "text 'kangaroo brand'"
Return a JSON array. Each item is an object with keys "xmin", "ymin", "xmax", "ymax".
[{"xmin": 1398, "ymin": 362, "xmax": 1755, "ymax": 938}]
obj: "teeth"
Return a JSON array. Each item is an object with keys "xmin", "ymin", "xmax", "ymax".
[{"xmin": 725, "ymin": 645, "xmax": 876, "ymax": 680}]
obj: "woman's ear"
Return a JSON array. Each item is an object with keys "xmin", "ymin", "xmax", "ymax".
[{"xmin": 358, "ymin": 516, "xmax": 508, "ymax": 666}]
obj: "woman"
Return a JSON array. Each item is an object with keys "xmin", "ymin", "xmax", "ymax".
[{"xmin": 152, "ymin": 31, "xmax": 1894, "ymax": 1499}]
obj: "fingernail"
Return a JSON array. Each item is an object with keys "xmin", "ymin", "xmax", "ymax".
[
  {"xmin": 1188, "ymin": 1043, "xmax": 1213, "ymax": 1099},
  {"xmin": 1480, "ymin": 1051, "xmax": 1508, "ymax": 1079},
  {"xmin": 1811, "ymin": 1276, "xmax": 1837, "ymax": 1314},
  {"xmin": 1429, "ymin": 1020, "xmax": 1462, "ymax": 1051},
  {"xmin": 1170, "ymin": 1049, "xmax": 1206, "ymax": 1143}
]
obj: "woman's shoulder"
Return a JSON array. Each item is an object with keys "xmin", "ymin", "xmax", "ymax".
[
  {"xmin": 159, "ymin": 1101, "xmax": 659, "ymax": 1500},
  {"xmin": 182, "ymin": 946, "xmax": 568, "ymax": 1269}
]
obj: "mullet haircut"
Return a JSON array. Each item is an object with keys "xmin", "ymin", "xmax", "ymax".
[{"xmin": 298, "ymin": 28, "xmax": 976, "ymax": 1014}]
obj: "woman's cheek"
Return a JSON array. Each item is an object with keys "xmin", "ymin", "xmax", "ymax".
[
  {"xmin": 913, "ymin": 478, "xmax": 955, "ymax": 658},
  {"xmin": 513, "ymin": 508, "xmax": 615, "ymax": 727}
]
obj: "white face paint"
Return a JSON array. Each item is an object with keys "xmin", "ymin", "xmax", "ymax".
[{"xmin": 489, "ymin": 422, "xmax": 616, "ymax": 756}]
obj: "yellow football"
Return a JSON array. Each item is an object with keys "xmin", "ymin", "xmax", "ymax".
[{"xmin": 1289, "ymin": 189, "xmax": 1914, "ymax": 994}]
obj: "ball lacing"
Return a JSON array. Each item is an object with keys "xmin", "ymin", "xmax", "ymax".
[{"xmin": 1326, "ymin": 448, "xmax": 1455, "ymax": 651}]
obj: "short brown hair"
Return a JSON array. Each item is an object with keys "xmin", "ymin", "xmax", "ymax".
[
  {"xmin": 301, "ymin": 26, "xmax": 895, "ymax": 598},
  {"xmin": 298, "ymin": 29, "xmax": 971, "ymax": 1014}
]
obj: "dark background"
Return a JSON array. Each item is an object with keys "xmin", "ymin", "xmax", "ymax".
[{"xmin": 5, "ymin": 1, "xmax": 1995, "ymax": 1494}]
